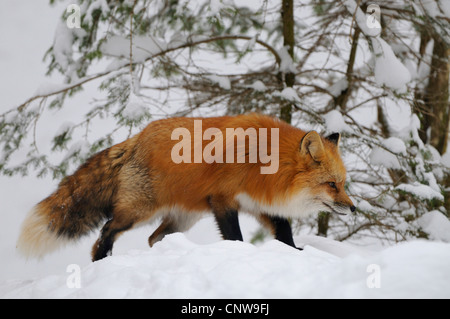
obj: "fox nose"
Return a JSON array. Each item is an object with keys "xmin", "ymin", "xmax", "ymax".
[{"xmin": 350, "ymin": 205, "xmax": 356, "ymax": 213}]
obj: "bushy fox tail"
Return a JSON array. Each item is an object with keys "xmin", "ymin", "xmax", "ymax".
[{"xmin": 16, "ymin": 139, "xmax": 135, "ymax": 259}]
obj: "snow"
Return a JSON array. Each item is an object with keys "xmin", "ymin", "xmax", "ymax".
[
  {"xmin": 416, "ymin": 39, "xmax": 434, "ymax": 89},
  {"xmin": 343, "ymin": 1, "xmax": 411, "ymax": 91},
  {"xmin": 372, "ymin": 38, "xmax": 411, "ymax": 92},
  {"xmin": 1, "ymin": 0, "xmax": 450, "ymax": 301},
  {"xmin": 278, "ymin": 46, "xmax": 297, "ymax": 74},
  {"xmin": 206, "ymin": 75, "xmax": 231, "ymax": 90},
  {"xmin": 277, "ymin": 87, "xmax": 301, "ymax": 103},
  {"xmin": 406, "ymin": 114, "xmax": 425, "ymax": 149},
  {"xmin": 442, "ymin": 151, "xmax": 450, "ymax": 168},
  {"xmin": 415, "ymin": 0, "xmax": 450, "ymax": 19},
  {"xmin": 323, "ymin": 110, "xmax": 352, "ymax": 133},
  {"xmin": 55, "ymin": 121, "xmax": 74, "ymax": 137},
  {"xmin": 208, "ymin": 0, "xmax": 224, "ymax": 16},
  {"xmin": 441, "ymin": 1, "xmax": 450, "ymax": 18},
  {"xmin": 328, "ymin": 78, "xmax": 348, "ymax": 97},
  {"xmin": 357, "ymin": 199, "xmax": 378, "ymax": 214},
  {"xmin": 417, "ymin": 211, "xmax": 450, "ymax": 242},
  {"xmin": 52, "ymin": 20, "xmax": 74, "ymax": 70},
  {"xmin": 34, "ymin": 81, "xmax": 68, "ymax": 97},
  {"xmin": 122, "ymin": 93, "xmax": 149, "ymax": 121},
  {"xmin": 396, "ymin": 182, "xmax": 444, "ymax": 201},
  {"xmin": 1, "ymin": 233, "xmax": 449, "ymax": 298},
  {"xmin": 382, "ymin": 137, "xmax": 407, "ymax": 155},
  {"xmin": 342, "ymin": 0, "xmax": 381, "ymax": 37},
  {"xmin": 101, "ymin": 35, "xmax": 168, "ymax": 63},
  {"xmin": 242, "ymin": 35, "xmax": 258, "ymax": 52},
  {"xmin": 249, "ymin": 80, "xmax": 267, "ymax": 92},
  {"xmin": 370, "ymin": 146, "xmax": 401, "ymax": 169},
  {"xmin": 84, "ymin": 0, "xmax": 110, "ymax": 24},
  {"xmin": 271, "ymin": 87, "xmax": 301, "ymax": 103},
  {"xmin": 63, "ymin": 140, "xmax": 91, "ymax": 162}
]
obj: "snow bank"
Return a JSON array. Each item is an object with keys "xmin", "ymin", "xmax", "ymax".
[
  {"xmin": 2, "ymin": 234, "xmax": 449, "ymax": 298},
  {"xmin": 417, "ymin": 211, "xmax": 450, "ymax": 242}
]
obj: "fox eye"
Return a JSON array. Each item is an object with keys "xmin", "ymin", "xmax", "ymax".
[{"xmin": 328, "ymin": 182, "xmax": 337, "ymax": 190}]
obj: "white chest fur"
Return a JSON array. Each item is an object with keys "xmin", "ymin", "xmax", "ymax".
[{"xmin": 235, "ymin": 191, "xmax": 324, "ymax": 219}]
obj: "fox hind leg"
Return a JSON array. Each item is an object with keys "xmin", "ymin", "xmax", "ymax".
[
  {"xmin": 148, "ymin": 213, "xmax": 202, "ymax": 247},
  {"xmin": 91, "ymin": 203, "xmax": 154, "ymax": 261},
  {"xmin": 148, "ymin": 217, "xmax": 176, "ymax": 247},
  {"xmin": 91, "ymin": 218, "xmax": 133, "ymax": 261}
]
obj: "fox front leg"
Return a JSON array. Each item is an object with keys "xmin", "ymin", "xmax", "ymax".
[
  {"xmin": 259, "ymin": 214, "xmax": 302, "ymax": 250},
  {"xmin": 207, "ymin": 195, "xmax": 243, "ymax": 241}
]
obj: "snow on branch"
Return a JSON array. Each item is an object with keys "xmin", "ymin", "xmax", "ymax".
[
  {"xmin": 342, "ymin": 0, "xmax": 411, "ymax": 91},
  {"xmin": 6, "ymin": 34, "xmax": 281, "ymax": 117},
  {"xmin": 343, "ymin": 0, "xmax": 381, "ymax": 38}
]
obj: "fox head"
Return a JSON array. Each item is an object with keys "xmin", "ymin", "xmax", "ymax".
[{"xmin": 291, "ymin": 131, "xmax": 355, "ymax": 216}]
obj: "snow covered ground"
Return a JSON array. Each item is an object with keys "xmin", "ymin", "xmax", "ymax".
[
  {"xmin": 1, "ymin": 233, "xmax": 449, "ymax": 298},
  {"xmin": 1, "ymin": 1, "xmax": 450, "ymax": 300}
]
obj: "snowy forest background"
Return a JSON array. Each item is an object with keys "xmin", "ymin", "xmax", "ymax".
[{"xmin": 0, "ymin": 0, "xmax": 450, "ymax": 289}]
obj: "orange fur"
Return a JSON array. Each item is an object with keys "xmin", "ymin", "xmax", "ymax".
[{"xmin": 17, "ymin": 113, "xmax": 354, "ymax": 260}]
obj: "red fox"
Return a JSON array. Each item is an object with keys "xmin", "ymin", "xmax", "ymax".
[{"xmin": 17, "ymin": 113, "xmax": 355, "ymax": 261}]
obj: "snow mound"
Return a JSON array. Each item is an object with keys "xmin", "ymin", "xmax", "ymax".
[
  {"xmin": 417, "ymin": 211, "xmax": 450, "ymax": 242},
  {"xmin": 1, "ymin": 234, "xmax": 449, "ymax": 298}
]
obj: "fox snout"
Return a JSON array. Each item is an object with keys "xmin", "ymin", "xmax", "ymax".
[
  {"xmin": 341, "ymin": 203, "xmax": 356, "ymax": 214},
  {"xmin": 323, "ymin": 201, "xmax": 356, "ymax": 216},
  {"xmin": 333, "ymin": 190, "xmax": 356, "ymax": 215},
  {"xmin": 339, "ymin": 202, "xmax": 356, "ymax": 215}
]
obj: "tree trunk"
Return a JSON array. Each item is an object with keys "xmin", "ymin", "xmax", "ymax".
[
  {"xmin": 416, "ymin": 31, "xmax": 450, "ymax": 213},
  {"xmin": 417, "ymin": 35, "xmax": 450, "ymax": 155},
  {"xmin": 280, "ymin": 0, "xmax": 294, "ymax": 124},
  {"xmin": 317, "ymin": 212, "xmax": 331, "ymax": 237}
]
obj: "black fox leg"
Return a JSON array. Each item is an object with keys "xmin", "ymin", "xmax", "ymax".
[
  {"xmin": 213, "ymin": 208, "xmax": 244, "ymax": 241},
  {"xmin": 207, "ymin": 195, "xmax": 243, "ymax": 241},
  {"xmin": 92, "ymin": 219, "xmax": 133, "ymax": 261},
  {"xmin": 259, "ymin": 214, "xmax": 300, "ymax": 249}
]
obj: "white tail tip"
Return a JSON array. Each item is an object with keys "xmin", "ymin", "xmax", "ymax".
[{"xmin": 16, "ymin": 206, "xmax": 68, "ymax": 259}]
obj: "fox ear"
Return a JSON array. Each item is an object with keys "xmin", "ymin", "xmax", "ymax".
[
  {"xmin": 300, "ymin": 131, "xmax": 325, "ymax": 162},
  {"xmin": 326, "ymin": 132, "xmax": 340, "ymax": 147}
]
